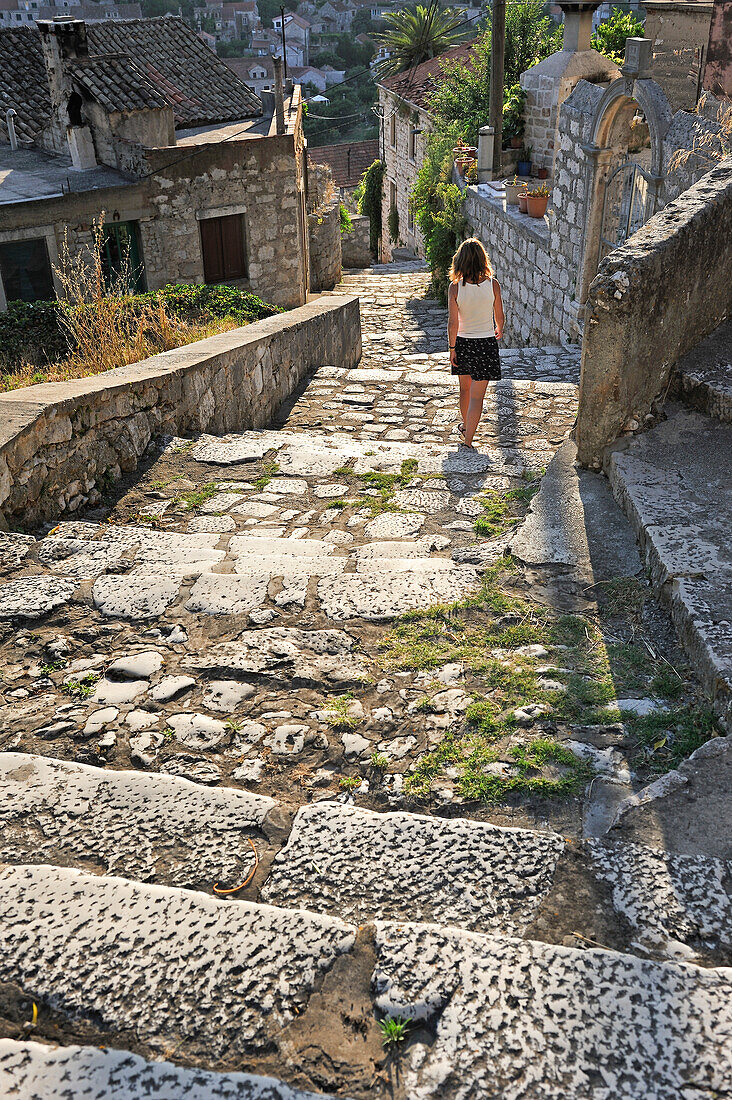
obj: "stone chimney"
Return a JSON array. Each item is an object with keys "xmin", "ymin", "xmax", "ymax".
[
  {"xmin": 519, "ymin": 1, "xmax": 619, "ymax": 174},
  {"xmin": 37, "ymin": 18, "xmax": 97, "ymax": 169}
]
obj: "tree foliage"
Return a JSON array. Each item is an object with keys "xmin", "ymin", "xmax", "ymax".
[
  {"xmin": 591, "ymin": 7, "xmax": 645, "ymax": 65},
  {"xmin": 504, "ymin": 0, "xmax": 563, "ymax": 85},
  {"xmin": 358, "ymin": 159, "xmax": 386, "ymax": 255},
  {"xmin": 375, "ymin": 5, "xmax": 469, "ymax": 77},
  {"xmin": 410, "ymin": 132, "xmax": 466, "ymax": 301}
]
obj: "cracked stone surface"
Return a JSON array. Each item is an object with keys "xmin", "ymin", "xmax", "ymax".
[
  {"xmin": 0, "ymin": 753, "xmax": 275, "ymax": 891},
  {"xmin": 0, "ymin": 1040, "xmax": 336, "ymax": 1100},
  {"xmin": 262, "ymin": 802, "xmax": 565, "ymax": 934},
  {"xmin": 0, "ymin": 576, "xmax": 77, "ymax": 619},
  {"xmin": 0, "ymin": 865, "xmax": 356, "ymax": 1058},
  {"xmin": 372, "ymin": 920, "xmax": 732, "ymax": 1099}
]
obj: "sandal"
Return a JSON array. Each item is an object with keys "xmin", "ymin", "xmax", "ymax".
[{"xmin": 457, "ymin": 422, "xmax": 466, "ymax": 439}]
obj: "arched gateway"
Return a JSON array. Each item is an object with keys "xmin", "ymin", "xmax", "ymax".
[{"xmin": 578, "ymin": 39, "xmax": 674, "ymax": 302}]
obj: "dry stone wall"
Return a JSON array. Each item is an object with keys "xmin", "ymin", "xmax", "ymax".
[
  {"xmin": 0, "ymin": 295, "xmax": 361, "ymax": 529},
  {"xmin": 576, "ymin": 160, "xmax": 732, "ymax": 466},
  {"xmin": 308, "ymin": 201, "xmax": 342, "ymax": 291},
  {"xmin": 341, "ymin": 213, "xmax": 371, "ymax": 268}
]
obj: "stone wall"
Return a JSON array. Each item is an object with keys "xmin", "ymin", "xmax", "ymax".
[
  {"xmin": 379, "ymin": 89, "xmax": 431, "ymax": 261},
  {"xmin": 308, "ymin": 200, "xmax": 342, "ymax": 291},
  {"xmin": 341, "ymin": 213, "xmax": 371, "ymax": 269},
  {"xmin": 464, "ymin": 81, "xmax": 602, "ymax": 347},
  {"xmin": 0, "ymin": 121, "xmax": 308, "ymax": 311},
  {"xmin": 576, "ymin": 160, "xmax": 732, "ymax": 467},
  {"xmin": 0, "ymin": 294, "xmax": 361, "ymax": 529},
  {"xmin": 645, "ymin": 1, "xmax": 714, "ymax": 111}
]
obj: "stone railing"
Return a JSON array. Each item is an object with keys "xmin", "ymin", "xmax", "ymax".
[
  {"xmin": 576, "ymin": 160, "xmax": 732, "ymax": 467},
  {"xmin": 0, "ymin": 294, "xmax": 361, "ymax": 529}
]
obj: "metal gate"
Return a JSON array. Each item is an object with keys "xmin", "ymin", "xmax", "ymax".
[{"xmin": 599, "ymin": 160, "xmax": 652, "ymax": 261}]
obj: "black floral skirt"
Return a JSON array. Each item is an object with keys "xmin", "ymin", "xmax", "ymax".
[{"xmin": 452, "ymin": 335, "xmax": 501, "ymax": 381}]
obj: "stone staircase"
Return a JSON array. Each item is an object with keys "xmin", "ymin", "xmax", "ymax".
[
  {"xmin": 1, "ymin": 753, "xmax": 731, "ymax": 1098},
  {"xmin": 0, "ymin": 269, "xmax": 730, "ymax": 1097},
  {"xmin": 606, "ymin": 318, "xmax": 732, "ymax": 728}
]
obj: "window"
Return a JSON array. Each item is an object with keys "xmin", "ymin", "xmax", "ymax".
[
  {"xmin": 389, "ymin": 111, "xmax": 396, "ymax": 147},
  {"xmin": 389, "ymin": 180, "xmax": 397, "ymax": 209},
  {"xmin": 200, "ymin": 213, "xmax": 247, "ymax": 284},
  {"xmin": 409, "ymin": 127, "xmax": 417, "ymax": 161},
  {"xmin": 408, "ymin": 204, "xmax": 414, "ymax": 232},
  {"xmin": 100, "ymin": 221, "xmax": 145, "ymax": 294},
  {"xmin": 0, "ymin": 237, "xmax": 54, "ymax": 303}
]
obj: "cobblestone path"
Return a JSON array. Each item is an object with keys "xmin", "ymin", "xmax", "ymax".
[{"xmin": 0, "ymin": 268, "xmax": 730, "ymax": 1098}]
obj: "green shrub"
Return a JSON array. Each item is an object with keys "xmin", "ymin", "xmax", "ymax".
[
  {"xmin": 0, "ymin": 283, "xmax": 282, "ymax": 370},
  {"xmin": 340, "ymin": 203, "xmax": 354, "ymax": 234},
  {"xmin": 388, "ymin": 203, "xmax": 400, "ymax": 244},
  {"xmin": 358, "ymin": 158, "xmax": 386, "ymax": 256}
]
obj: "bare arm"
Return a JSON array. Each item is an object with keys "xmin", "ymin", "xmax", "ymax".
[
  {"xmin": 493, "ymin": 279, "xmax": 504, "ymax": 340},
  {"xmin": 447, "ymin": 282, "xmax": 459, "ymax": 367}
]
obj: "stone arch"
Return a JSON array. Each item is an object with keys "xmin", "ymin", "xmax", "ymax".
[{"xmin": 578, "ymin": 76, "xmax": 674, "ymax": 303}]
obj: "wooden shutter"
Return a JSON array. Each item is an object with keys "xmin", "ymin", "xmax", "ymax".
[
  {"xmin": 201, "ymin": 215, "xmax": 246, "ymax": 284},
  {"xmin": 201, "ymin": 217, "xmax": 224, "ymax": 283}
]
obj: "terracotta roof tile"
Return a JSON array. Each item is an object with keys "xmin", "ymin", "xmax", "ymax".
[
  {"xmin": 308, "ymin": 137, "xmax": 379, "ymax": 187},
  {"xmin": 378, "ymin": 41, "xmax": 477, "ymax": 111},
  {"xmin": 0, "ymin": 15, "xmax": 262, "ymax": 145}
]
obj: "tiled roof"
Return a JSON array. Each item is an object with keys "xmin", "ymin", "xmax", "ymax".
[
  {"xmin": 378, "ymin": 41, "xmax": 477, "ymax": 110},
  {"xmin": 0, "ymin": 15, "xmax": 261, "ymax": 145},
  {"xmin": 70, "ymin": 55, "xmax": 170, "ymax": 113},
  {"xmin": 225, "ymin": 55, "xmax": 274, "ymax": 79},
  {"xmin": 308, "ymin": 137, "xmax": 379, "ymax": 187}
]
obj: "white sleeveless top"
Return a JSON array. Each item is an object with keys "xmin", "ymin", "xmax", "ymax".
[{"xmin": 456, "ymin": 278, "xmax": 495, "ymax": 338}]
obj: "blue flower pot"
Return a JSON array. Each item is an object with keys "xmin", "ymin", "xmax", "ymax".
[{"xmin": 517, "ymin": 161, "xmax": 532, "ymax": 176}]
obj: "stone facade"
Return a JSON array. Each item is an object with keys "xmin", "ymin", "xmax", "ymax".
[
  {"xmin": 308, "ymin": 200, "xmax": 342, "ymax": 291},
  {"xmin": 645, "ymin": 0, "xmax": 714, "ymax": 111},
  {"xmin": 0, "ymin": 294, "xmax": 361, "ymax": 527},
  {"xmin": 378, "ymin": 89, "xmax": 431, "ymax": 261},
  {"xmin": 576, "ymin": 160, "xmax": 732, "ymax": 466},
  {"xmin": 341, "ymin": 213, "xmax": 371, "ymax": 268}
]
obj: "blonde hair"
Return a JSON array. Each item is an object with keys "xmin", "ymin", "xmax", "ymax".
[{"xmin": 449, "ymin": 237, "xmax": 494, "ymax": 284}]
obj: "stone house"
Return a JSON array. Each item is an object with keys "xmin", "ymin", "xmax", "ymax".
[
  {"xmin": 273, "ymin": 11, "xmax": 311, "ymax": 65},
  {"xmin": 224, "ymin": 55, "xmax": 275, "ymax": 94},
  {"xmin": 0, "ymin": 16, "xmax": 311, "ymax": 311},
  {"xmin": 308, "ymin": 136, "xmax": 379, "ymax": 197},
  {"xmin": 377, "ymin": 43, "xmax": 476, "ymax": 259},
  {"xmin": 0, "ymin": 0, "xmax": 141, "ymax": 25}
]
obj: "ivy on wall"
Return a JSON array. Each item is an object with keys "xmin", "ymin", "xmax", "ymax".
[
  {"xmin": 358, "ymin": 159, "xmax": 386, "ymax": 256},
  {"xmin": 388, "ymin": 203, "xmax": 400, "ymax": 244},
  {"xmin": 410, "ymin": 132, "xmax": 467, "ymax": 302}
]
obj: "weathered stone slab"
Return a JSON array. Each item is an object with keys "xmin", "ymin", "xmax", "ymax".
[
  {"xmin": 0, "ymin": 866, "xmax": 356, "ymax": 1058},
  {"xmin": 184, "ymin": 627, "xmax": 370, "ymax": 686},
  {"xmin": 364, "ymin": 512, "xmax": 425, "ymax": 538},
  {"xmin": 262, "ymin": 802, "xmax": 564, "ymax": 935},
  {"xmin": 0, "ymin": 531, "xmax": 35, "ymax": 570},
  {"xmin": 186, "ymin": 574, "xmax": 270, "ymax": 615},
  {"xmin": 318, "ymin": 566, "xmax": 479, "ymax": 620},
  {"xmin": 0, "ymin": 576, "xmax": 77, "ymax": 619},
  {"xmin": 230, "ymin": 536, "xmax": 335, "ymax": 558},
  {"xmin": 92, "ymin": 575, "xmax": 179, "ymax": 619},
  {"xmin": 373, "ymin": 921, "xmax": 732, "ymax": 1099},
  {"xmin": 0, "ymin": 753, "xmax": 274, "ymax": 891},
  {"xmin": 587, "ymin": 838, "xmax": 732, "ymax": 954},
  {"xmin": 0, "ymin": 1040, "xmax": 336, "ymax": 1100}
]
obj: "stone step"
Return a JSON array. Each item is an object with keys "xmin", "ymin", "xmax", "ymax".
[
  {"xmin": 262, "ymin": 802, "xmax": 732, "ymax": 964},
  {"xmin": 0, "ymin": 752, "xmax": 283, "ymax": 894},
  {"xmin": 674, "ymin": 318, "xmax": 732, "ymax": 422},
  {"xmin": 372, "ymin": 919, "xmax": 732, "ymax": 1099},
  {"xmin": 607, "ymin": 404, "xmax": 732, "ymax": 726},
  {"xmin": 1, "ymin": 865, "xmax": 730, "ymax": 1098},
  {"xmin": 0, "ymin": 1040, "xmax": 334, "ymax": 1100},
  {"xmin": 0, "ymin": 865, "xmax": 356, "ymax": 1066}
]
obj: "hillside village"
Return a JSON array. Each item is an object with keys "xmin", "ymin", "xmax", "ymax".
[{"xmin": 0, "ymin": 0, "xmax": 730, "ymax": 1097}]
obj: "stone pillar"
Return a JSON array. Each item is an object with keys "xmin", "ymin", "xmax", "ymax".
[
  {"xmin": 477, "ymin": 125, "xmax": 495, "ymax": 182},
  {"xmin": 520, "ymin": 2, "xmax": 619, "ymax": 174}
]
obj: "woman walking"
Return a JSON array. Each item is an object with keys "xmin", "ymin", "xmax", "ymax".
[{"xmin": 447, "ymin": 238, "xmax": 504, "ymax": 450}]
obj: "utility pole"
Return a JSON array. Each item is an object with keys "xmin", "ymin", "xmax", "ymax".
[
  {"xmin": 280, "ymin": 5, "xmax": 288, "ymax": 79},
  {"xmin": 489, "ymin": 0, "xmax": 506, "ymax": 178}
]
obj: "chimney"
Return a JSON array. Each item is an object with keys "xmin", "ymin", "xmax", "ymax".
[
  {"xmin": 37, "ymin": 18, "xmax": 97, "ymax": 169},
  {"xmin": 273, "ymin": 55, "xmax": 286, "ymax": 135}
]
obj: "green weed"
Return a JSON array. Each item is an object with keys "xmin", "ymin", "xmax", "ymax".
[
  {"xmin": 61, "ymin": 673, "xmax": 99, "ymax": 699},
  {"xmin": 625, "ymin": 706, "xmax": 719, "ymax": 772},
  {"xmin": 379, "ymin": 1016, "xmax": 410, "ymax": 1046}
]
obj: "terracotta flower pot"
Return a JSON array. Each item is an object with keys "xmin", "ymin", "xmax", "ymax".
[
  {"xmin": 518, "ymin": 192, "xmax": 529, "ymax": 213},
  {"xmin": 537, "ymin": 167, "xmax": 549, "ymax": 180},
  {"xmin": 511, "ymin": 136, "xmax": 522, "ymax": 149},
  {"xmin": 526, "ymin": 194, "xmax": 549, "ymax": 218}
]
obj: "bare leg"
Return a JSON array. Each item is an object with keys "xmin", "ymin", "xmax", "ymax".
[
  {"xmin": 464, "ymin": 380, "xmax": 489, "ymax": 447},
  {"xmin": 458, "ymin": 374, "xmax": 471, "ymax": 432}
]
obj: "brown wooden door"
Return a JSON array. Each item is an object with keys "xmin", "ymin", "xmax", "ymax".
[{"xmin": 200, "ymin": 214, "xmax": 246, "ymax": 283}]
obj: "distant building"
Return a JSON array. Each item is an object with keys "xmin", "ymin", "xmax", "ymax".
[
  {"xmin": 308, "ymin": 137, "xmax": 379, "ymax": 194},
  {"xmin": 224, "ymin": 54, "xmax": 275, "ymax": 93},
  {"xmin": 0, "ymin": 0, "xmax": 141, "ymax": 25},
  {"xmin": 0, "ymin": 16, "xmax": 310, "ymax": 309},
  {"xmin": 273, "ymin": 10, "xmax": 310, "ymax": 64}
]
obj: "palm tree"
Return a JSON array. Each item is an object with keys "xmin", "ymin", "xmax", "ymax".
[{"xmin": 375, "ymin": 5, "xmax": 469, "ymax": 78}]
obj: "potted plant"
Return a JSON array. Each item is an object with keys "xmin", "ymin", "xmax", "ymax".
[
  {"xmin": 526, "ymin": 183, "xmax": 550, "ymax": 218},
  {"xmin": 517, "ymin": 145, "xmax": 532, "ymax": 176},
  {"xmin": 504, "ymin": 176, "xmax": 525, "ymax": 205},
  {"xmin": 518, "ymin": 190, "xmax": 529, "ymax": 213},
  {"xmin": 502, "ymin": 84, "xmax": 526, "ymax": 149},
  {"xmin": 537, "ymin": 165, "xmax": 549, "ymax": 180}
]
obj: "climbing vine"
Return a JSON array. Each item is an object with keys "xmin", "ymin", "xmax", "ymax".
[
  {"xmin": 358, "ymin": 159, "xmax": 386, "ymax": 256},
  {"xmin": 388, "ymin": 203, "xmax": 400, "ymax": 245},
  {"xmin": 410, "ymin": 131, "xmax": 467, "ymax": 303}
]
